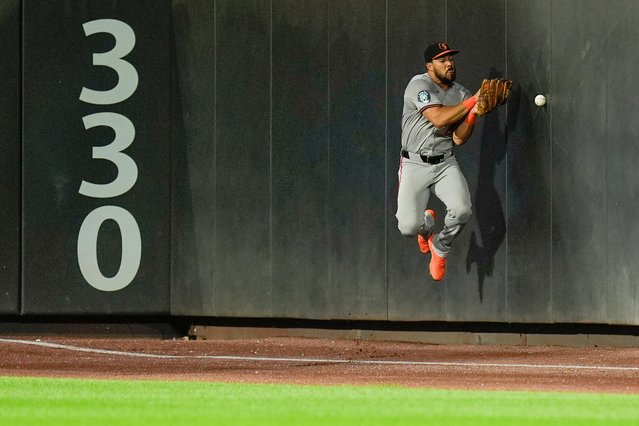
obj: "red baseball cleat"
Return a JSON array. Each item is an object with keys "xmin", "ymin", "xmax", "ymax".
[
  {"xmin": 428, "ymin": 235, "xmax": 446, "ymax": 281},
  {"xmin": 417, "ymin": 210, "xmax": 436, "ymax": 254},
  {"xmin": 417, "ymin": 234, "xmax": 430, "ymax": 253}
]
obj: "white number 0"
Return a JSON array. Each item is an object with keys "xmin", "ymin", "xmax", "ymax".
[
  {"xmin": 77, "ymin": 206, "xmax": 142, "ymax": 292},
  {"xmin": 79, "ymin": 19, "xmax": 138, "ymax": 105}
]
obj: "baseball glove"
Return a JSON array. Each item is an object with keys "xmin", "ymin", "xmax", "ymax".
[{"xmin": 476, "ymin": 78, "xmax": 513, "ymax": 115}]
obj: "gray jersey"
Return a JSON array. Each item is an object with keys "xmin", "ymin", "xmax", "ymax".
[{"xmin": 401, "ymin": 73, "xmax": 471, "ymax": 156}]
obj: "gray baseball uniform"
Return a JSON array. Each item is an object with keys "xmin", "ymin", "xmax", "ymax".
[{"xmin": 396, "ymin": 73, "xmax": 473, "ymax": 257}]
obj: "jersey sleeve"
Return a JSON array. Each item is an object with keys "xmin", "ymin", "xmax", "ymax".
[{"xmin": 405, "ymin": 79, "xmax": 442, "ymax": 112}]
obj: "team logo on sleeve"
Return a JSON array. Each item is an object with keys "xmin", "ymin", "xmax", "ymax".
[{"xmin": 417, "ymin": 90, "xmax": 431, "ymax": 103}]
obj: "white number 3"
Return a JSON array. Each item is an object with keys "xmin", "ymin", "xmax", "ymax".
[
  {"xmin": 79, "ymin": 112, "xmax": 138, "ymax": 198},
  {"xmin": 80, "ymin": 19, "xmax": 138, "ymax": 105}
]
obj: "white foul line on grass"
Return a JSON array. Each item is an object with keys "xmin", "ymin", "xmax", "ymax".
[{"xmin": 2, "ymin": 337, "xmax": 639, "ymax": 373}]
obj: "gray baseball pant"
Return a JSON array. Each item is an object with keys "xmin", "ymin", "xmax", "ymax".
[{"xmin": 395, "ymin": 154, "xmax": 472, "ymax": 257}]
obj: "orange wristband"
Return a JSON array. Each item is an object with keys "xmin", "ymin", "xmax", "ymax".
[
  {"xmin": 465, "ymin": 112, "xmax": 476, "ymax": 126},
  {"xmin": 462, "ymin": 96, "xmax": 477, "ymax": 112}
]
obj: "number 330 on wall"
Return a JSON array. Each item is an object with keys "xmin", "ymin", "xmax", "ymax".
[{"xmin": 76, "ymin": 19, "xmax": 141, "ymax": 292}]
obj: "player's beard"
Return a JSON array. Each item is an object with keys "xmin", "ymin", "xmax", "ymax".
[{"xmin": 436, "ymin": 67, "xmax": 456, "ymax": 86}]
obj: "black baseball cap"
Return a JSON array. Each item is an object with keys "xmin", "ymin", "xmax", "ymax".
[{"xmin": 424, "ymin": 42, "xmax": 459, "ymax": 62}]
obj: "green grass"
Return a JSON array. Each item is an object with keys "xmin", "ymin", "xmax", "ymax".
[{"xmin": 1, "ymin": 376, "xmax": 639, "ymax": 425}]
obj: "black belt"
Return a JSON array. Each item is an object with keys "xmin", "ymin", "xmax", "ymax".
[{"xmin": 401, "ymin": 149, "xmax": 448, "ymax": 164}]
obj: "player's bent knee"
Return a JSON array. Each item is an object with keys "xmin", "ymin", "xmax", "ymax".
[
  {"xmin": 460, "ymin": 207, "xmax": 473, "ymax": 223},
  {"xmin": 449, "ymin": 205, "xmax": 472, "ymax": 224},
  {"xmin": 397, "ymin": 219, "xmax": 420, "ymax": 237},
  {"xmin": 458, "ymin": 209, "xmax": 472, "ymax": 224}
]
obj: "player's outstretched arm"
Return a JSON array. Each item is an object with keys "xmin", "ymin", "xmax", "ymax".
[
  {"xmin": 421, "ymin": 89, "xmax": 479, "ymax": 129},
  {"xmin": 422, "ymin": 104, "xmax": 469, "ymax": 129}
]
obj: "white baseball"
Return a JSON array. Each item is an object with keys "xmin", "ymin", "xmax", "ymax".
[{"xmin": 534, "ymin": 94, "xmax": 546, "ymax": 106}]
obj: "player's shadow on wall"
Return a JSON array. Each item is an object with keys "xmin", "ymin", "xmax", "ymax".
[{"xmin": 465, "ymin": 70, "xmax": 509, "ymax": 301}]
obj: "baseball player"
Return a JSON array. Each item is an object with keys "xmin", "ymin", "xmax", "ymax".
[{"xmin": 396, "ymin": 42, "xmax": 480, "ymax": 281}]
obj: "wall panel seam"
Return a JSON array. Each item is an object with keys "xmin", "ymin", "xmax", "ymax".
[
  {"xmin": 269, "ymin": 0, "xmax": 274, "ymax": 314},
  {"xmin": 549, "ymin": 0, "xmax": 554, "ymax": 322},
  {"xmin": 384, "ymin": 0, "xmax": 389, "ymax": 320},
  {"xmin": 213, "ymin": 0, "xmax": 218, "ymax": 313}
]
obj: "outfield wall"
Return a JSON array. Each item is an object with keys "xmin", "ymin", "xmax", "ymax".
[{"xmin": 2, "ymin": 0, "xmax": 638, "ymax": 325}]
